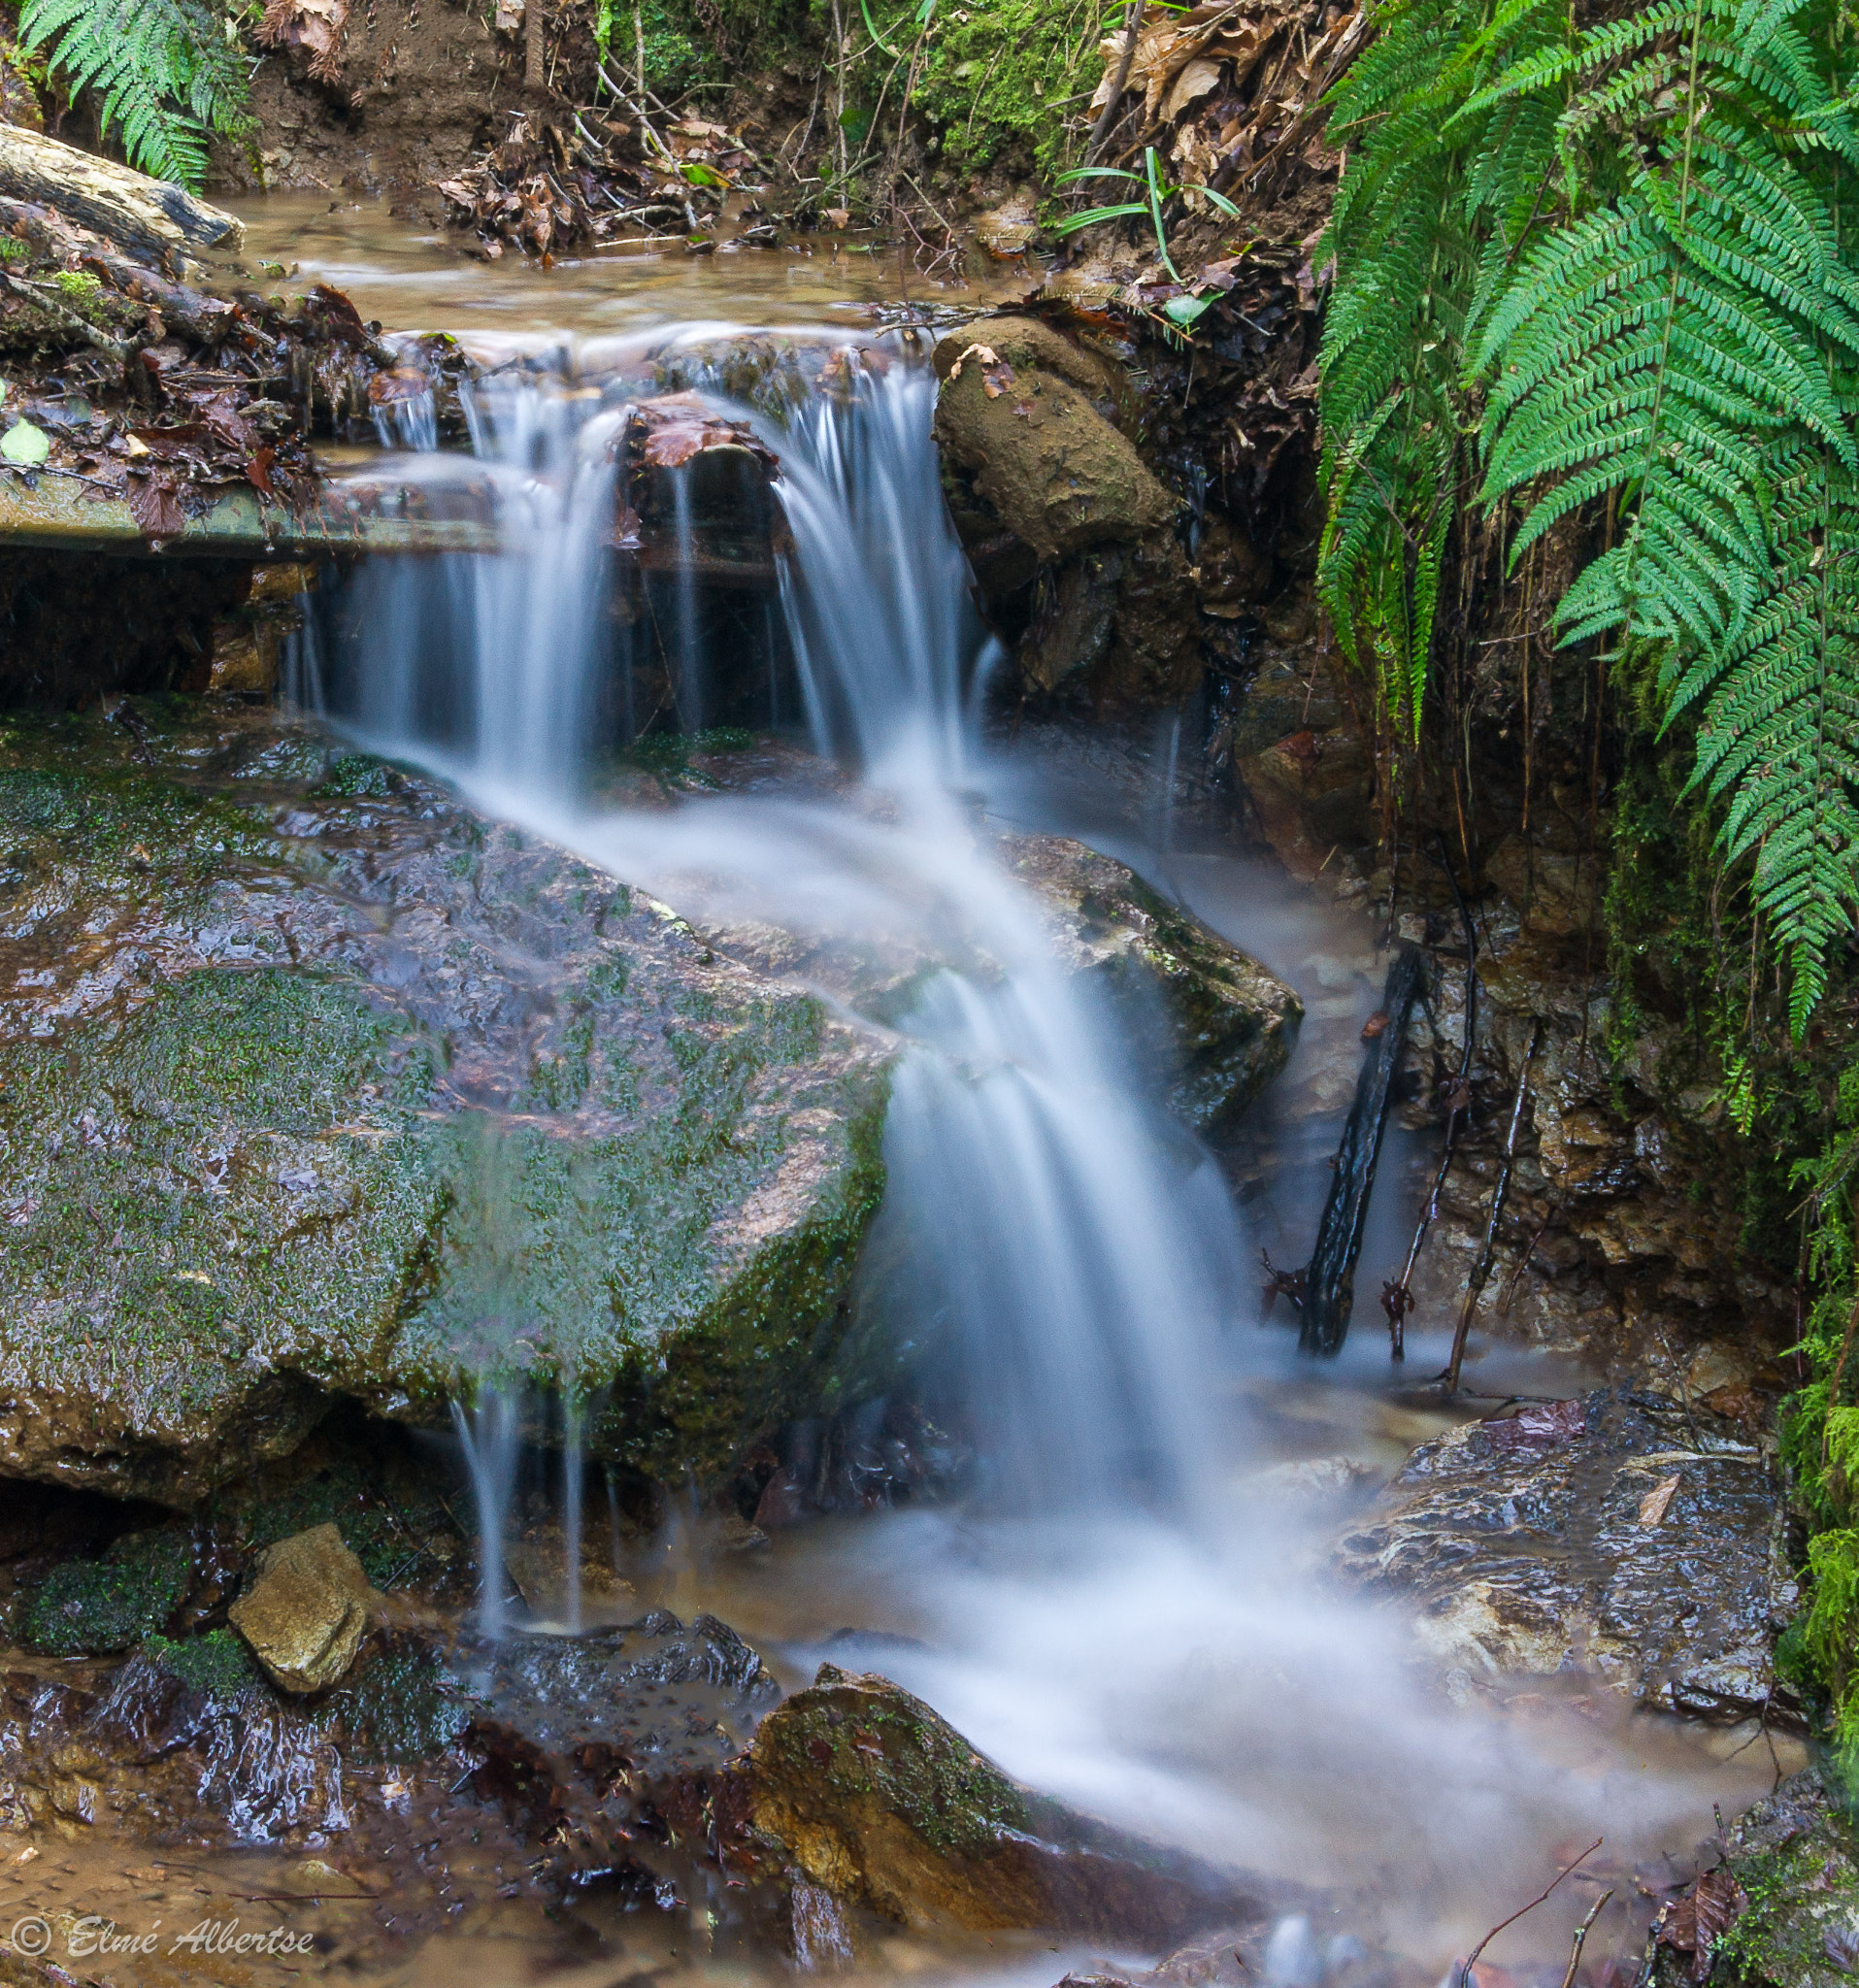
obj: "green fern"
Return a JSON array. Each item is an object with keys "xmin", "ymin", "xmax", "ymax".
[
  {"xmin": 1318, "ymin": 0, "xmax": 1859, "ymax": 1025},
  {"xmin": 18, "ymin": 0, "xmax": 251, "ymax": 187}
]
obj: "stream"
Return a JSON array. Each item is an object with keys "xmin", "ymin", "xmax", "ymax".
[{"xmin": 17, "ymin": 201, "xmax": 1793, "ymax": 1988}]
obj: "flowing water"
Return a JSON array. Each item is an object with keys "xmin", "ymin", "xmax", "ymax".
[{"xmin": 174, "ymin": 208, "xmax": 1801, "ymax": 1986}]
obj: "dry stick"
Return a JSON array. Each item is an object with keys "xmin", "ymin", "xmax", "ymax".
[
  {"xmin": 1457, "ymin": 1839, "xmax": 1603, "ymax": 1988},
  {"xmin": 1559, "ymin": 1890, "xmax": 1614, "ymax": 1988},
  {"xmin": 635, "ymin": 1, "xmax": 648, "ymax": 154},
  {"xmin": 1443, "ymin": 1019, "xmax": 1541, "ymax": 1397},
  {"xmin": 831, "ymin": 0, "xmax": 850, "ymax": 185},
  {"xmin": 1386, "ymin": 835, "xmax": 1479, "ymax": 1358},
  {"xmin": 1086, "ymin": 0, "xmax": 1144, "ymax": 162}
]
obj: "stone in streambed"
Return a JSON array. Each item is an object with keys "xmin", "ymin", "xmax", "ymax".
[
  {"xmin": 229, "ymin": 1523, "xmax": 376, "ymax": 1693},
  {"xmin": 998, "ymin": 833, "xmax": 1300, "ymax": 1135},
  {"xmin": 714, "ymin": 1665, "xmax": 1267, "ymax": 1943},
  {"xmin": 1331, "ymin": 1388, "xmax": 1791, "ymax": 1719}
]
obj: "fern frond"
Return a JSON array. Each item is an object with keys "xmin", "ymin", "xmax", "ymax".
[{"xmin": 17, "ymin": 0, "xmax": 250, "ymax": 187}]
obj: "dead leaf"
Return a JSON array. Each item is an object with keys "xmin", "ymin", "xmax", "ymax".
[
  {"xmin": 247, "ymin": 447, "xmax": 276, "ymax": 497},
  {"xmin": 257, "ymin": 0, "xmax": 350, "ymax": 83},
  {"xmin": 1638, "ymin": 1473, "xmax": 1681, "ymax": 1526},
  {"xmin": 1360, "ymin": 1011, "xmax": 1389, "ymax": 1041},
  {"xmin": 946, "ymin": 342, "xmax": 999, "ymax": 382},
  {"xmin": 1659, "ymin": 1868, "xmax": 1746, "ymax": 1981},
  {"xmin": 125, "ymin": 471, "xmax": 185, "ymax": 542}
]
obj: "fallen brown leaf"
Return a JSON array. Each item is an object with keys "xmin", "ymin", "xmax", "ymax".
[
  {"xmin": 1659, "ymin": 1868, "xmax": 1746, "ymax": 1981},
  {"xmin": 125, "ymin": 471, "xmax": 185, "ymax": 542},
  {"xmin": 1638, "ymin": 1473, "xmax": 1681, "ymax": 1526}
]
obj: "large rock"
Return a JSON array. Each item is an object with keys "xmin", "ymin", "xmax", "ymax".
[
  {"xmin": 228, "ymin": 1523, "xmax": 375, "ymax": 1693},
  {"xmin": 1333, "ymin": 1389, "xmax": 1792, "ymax": 1719},
  {"xmin": 0, "ymin": 704, "xmax": 890, "ymax": 1501},
  {"xmin": 932, "ymin": 318, "xmax": 1177, "ymax": 562},
  {"xmin": 714, "ymin": 1665, "xmax": 1268, "ymax": 1944}
]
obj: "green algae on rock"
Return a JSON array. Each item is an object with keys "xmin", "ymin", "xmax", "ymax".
[{"xmin": 0, "ymin": 702, "xmax": 891, "ymax": 1501}]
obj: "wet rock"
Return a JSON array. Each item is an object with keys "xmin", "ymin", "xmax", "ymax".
[
  {"xmin": 932, "ymin": 321, "xmax": 1176, "ymax": 561},
  {"xmin": 690, "ymin": 775, "xmax": 1299, "ymax": 1138},
  {"xmin": 228, "ymin": 1523, "xmax": 376, "ymax": 1694},
  {"xmin": 999, "ymin": 833, "xmax": 1301, "ymax": 1134},
  {"xmin": 1333, "ymin": 1389, "xmax": 1792, "ymax": 1719},
  {"xmin": 714, "ymin": 1664, "xmax": 1266, "ymax": 1941},
  {"xmin": 1237, "ymin": 729, "xmax": 1376, "ymax": 884},
  {"xmin": 0, "ymin": 705, "xmax": 890, "ymax": 1500}
]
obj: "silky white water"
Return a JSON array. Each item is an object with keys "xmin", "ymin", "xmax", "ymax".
[{"xmin": 296, "ymin": 332, "xmax": 1778, "ymax": 1975}]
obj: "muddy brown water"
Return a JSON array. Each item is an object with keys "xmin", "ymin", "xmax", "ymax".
[{"xmin": 0, "ymin": 200, "xmax": 1802, "ymax": 1988}]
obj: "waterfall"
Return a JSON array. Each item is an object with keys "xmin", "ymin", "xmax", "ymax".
[
  {"xmin": 451, "ymin": 1389, "xmax": 521, "ymax": 1640},
  {"xmin": 311, "ymin": 337, "xmax": 1253, "ymax": 1618}
]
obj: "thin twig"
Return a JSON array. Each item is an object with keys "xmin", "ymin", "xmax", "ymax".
[
  {"xmin": 1085, "ymin": 0, "xmax": 1143, "ymax": 161},
  {"xmin": 1559, "ymin": 1888, "xmax": 1614, "ymax": 1988},
  {"xmin": 1458, "ymin": 1839, "xmax": 1603, "ymax": 1988},
  {"xmin": 1443, "ymin": 1020, "xmax": 1541, "ymax": 1396}
]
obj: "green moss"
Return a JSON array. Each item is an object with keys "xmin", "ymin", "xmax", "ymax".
[
  {"xmin": 22, "ymin": 1530, "xmax": 192, "ymax": 1655},
  {"xmin": 50, "ymin": 270, "xmax": 103, "ymax": 308},
  {"xmin": 224, "ymin": 1457, "xmax": 459, "ymax": 1590},
  {"xmin": 1717, "ymin": 1803, "xmax": 1859, "ymax": 1988},
  {"xmin": 625, "ymin": 727, "xmax": 756, "ymax": 782},
  {"xmin": 310, "ymin": 752, "xmax": 396, "ymax": 798},
  {"xmin": 145, "ymin": 1628, "xmax": 263, "ymax": 1701},
  {"xmin": 326, "ymin": 1642, "xmax": 471, "ymax": 1764},
  {"xmin": 0, "ymin": 968, "xmax": 446, "ymax": 1434},
  {"xmin": 894, "ymin": 0, "xmax": 1105, "ymax": 181}
]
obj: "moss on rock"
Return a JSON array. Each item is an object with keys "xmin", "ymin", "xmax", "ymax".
[
  {"xmin": 144, "ymin": 1628, "xmax": 265, "ymax": 1702},
  {"xmin": 20, "ymin": 1528, "xmax": 192, "ymax": 1655},
  {"xmin": 0, "ymin": 703, "xmax": 893, "ymax": 1500},
  {"xmin": 722, "ymin": 1665, "xmax": 1263, "ymax": 1942}
]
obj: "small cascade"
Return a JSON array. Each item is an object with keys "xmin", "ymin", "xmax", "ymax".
[
  {"xmin": 372, "ymin": 388, "xmax": 438, "ymax": 452},
  {"xmin": 774, "ymin": 361, "xmax": 996, "ymax": 778},
  {"xmin": 560, "ymin": 1394, "xmax": 586, "ymax": 1634},
  {"xmin": 319, "ymin": 333, "xmax": 1255, "ymax": 1573}
]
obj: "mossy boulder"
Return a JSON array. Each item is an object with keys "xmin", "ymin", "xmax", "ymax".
[
  {"xmin": 715, "ymin": 1665, "xmax": 1265, "ymax": 1943},
  {"xmin": 0, "ymin": 703, "xmax": 891, "ymax": 1501}
]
